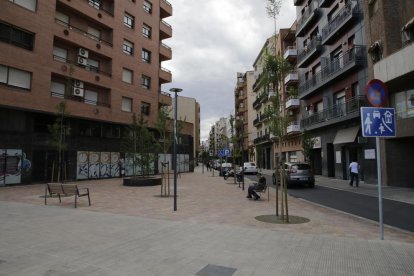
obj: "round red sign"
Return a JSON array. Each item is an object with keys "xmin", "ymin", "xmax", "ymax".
[{"xmin": 365, "ymin": 79, "xmax": 389, "ymax": 107}]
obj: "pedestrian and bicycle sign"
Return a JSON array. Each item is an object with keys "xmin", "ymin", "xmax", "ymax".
[
  {"xmin": 217, "ymin": 148, "xmax": 231, "ymax": 158},
  {"xmin": 361, "ymin": 107, "xmax": 396, "ymax": 137}
]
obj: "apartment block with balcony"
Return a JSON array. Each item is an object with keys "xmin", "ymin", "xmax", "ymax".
[
  {"xmin": 0, "ymin": 0, "xmax": 175, "ymax": 184},
  {"xmin": 362, "ymin": 0, "xmax": 414, "ymax": 188},
  {"xmin": 234, "ymin": 72, "xmax": 251, "ymax": 163},
  {"xmin": 294, "ymin": 0, "xmax": 372, "ymax": 181}
]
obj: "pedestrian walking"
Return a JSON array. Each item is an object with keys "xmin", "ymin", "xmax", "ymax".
[{"xmin": 349, "ymin": 160, "xmax": 360, "ymax": 187}]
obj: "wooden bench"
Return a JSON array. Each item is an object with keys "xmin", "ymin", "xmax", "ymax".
[{"xmin": 45, "ymin": 183, "xmax": 91, "ymax": 208}]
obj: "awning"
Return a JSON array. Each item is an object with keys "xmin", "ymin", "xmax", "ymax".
[{"xmin": 333, "ymin": 126, "xmax": 360, "ymax": 145}]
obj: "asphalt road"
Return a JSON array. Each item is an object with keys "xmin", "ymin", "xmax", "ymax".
[{"xmin": 247, "ymin": 174, "xmax": 414, "ymax": 233}]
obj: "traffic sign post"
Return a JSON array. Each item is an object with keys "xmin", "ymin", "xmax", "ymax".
[{"xmin": 361, "ymin": 107, "xmax": 396, "ymax": 240}]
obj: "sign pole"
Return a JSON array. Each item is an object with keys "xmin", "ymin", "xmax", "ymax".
[{"xmin": 376, "ymin": 137, "xmax": 384, "ymax": 240}]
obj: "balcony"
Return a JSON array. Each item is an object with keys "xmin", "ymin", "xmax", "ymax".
[
  {"xmin": 299, "ymin": 45, "xmax": 366, "ymax": 99},
  {"xmin": 159, "ymin": 91, "xmax": 172, "ymax": 106},
  {"xmin": 160, "ymin": 20, "xmax": 172, "ymax": 40},
  {"xmin": 284, "ymin": 46, "xmax": 297, "ymax": 62},
  {"xmin": 159, "ymin": 67, "xmax": 172, "ymax": 84},
  {"xmin": 52, "ymin": 54, "xmax": 111, "ymax": 77},
  {"xmin": 294, "ymin": 0, "xmax": 306, "ymax": 6},
  {"xmin": 253, "ymin": 117, "xmax": 262, "ymax": 127},
  {"xmin": 286, "ymin": 97, "xmax": 300, "ymax": 110},
  {"xmin": 321, "ymin": 0, "xmax": 361, "ymax": 45},
  {"xmin": 160, "ymin": 0, "xmax": 172, "ymax": 19},
  {"xmin": 287, "ymin": 121, "xmax": 301, "ymax": 134},
  {"xmin": 253, "ymin": 97, "xmax": 262, "ymax": 109},
  {"xmin": 50, "ymin": 91, "xmax": 110, "ymax": 108},
  {"xmin": 319, "ymin": 0, "xmax": 335, "ymax": 8},
  {"xmin": 297, "ymin": 36, "xmax": 322, "ymax": 68},
  {"xmin": 296, "ymin": 1, "xmax": 320, "ymax": 37},
  {"xmin": 82, "ymin": 0, "xmax": 114, "ymax": 16},
  {"xmin": 300, "ymin": 96, "xmax": 367, "ymax": 130},
  {"xmin": 284, "ymin": 70, "xmax": 299, "ymax": 85},
  {"xmin": 268, "ymin": 90, "xmax": 277, "ymax": 100},
  {"xmin": 260, "ymin": 113, "xmax": 269, "ymax": 122},
  {"xmin": 254, "ymin": 134, "xmax": 270, "ymax": 145},
  {"xmin": 260, "ymin": 92, "xmax": 269, "ymax": 103},
  {"xmin": 160, "ymin": 42, "xmax": 172, "ymax": 61}
]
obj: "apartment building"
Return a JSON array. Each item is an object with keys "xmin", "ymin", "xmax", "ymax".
[
  {"xmin": 294, "ymin": 0, "xmax": 373, "ymax": 181},
  {"xmin": 0, "ymin": 0, "xmax": 177, "ymax": 184},
  {"xmin": 362, "ymin": 0, "xmax": 414, "ymax": 187},
  {"xmin": 234, "ymin": 72, "xmax": 251, "ymax": 163}
]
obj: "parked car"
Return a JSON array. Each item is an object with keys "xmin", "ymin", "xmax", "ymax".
[
  {"xmin": 272, "ymin": 162, "xmax": 314, "ymax": 188},
  {"xmin": 242, "ymin": 162, "xmax": 258, "ymax": 175}
]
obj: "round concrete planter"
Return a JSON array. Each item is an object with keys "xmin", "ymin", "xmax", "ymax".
[{"xmin": 123, "ymin": 176, "xmax": 162, "ymax": 187}]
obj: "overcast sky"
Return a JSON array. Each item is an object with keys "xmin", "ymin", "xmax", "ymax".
[{"xmin": 162, "ymin": 0, "xmax": 297, "ymax": 141}]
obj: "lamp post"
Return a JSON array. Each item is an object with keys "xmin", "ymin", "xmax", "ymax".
[{"xmin": 169, "ymin": 88, "xmax": 182, "ymax": 211}]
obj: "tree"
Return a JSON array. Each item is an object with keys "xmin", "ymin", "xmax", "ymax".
[
  {"xmin": 48, "ymin": 102, "xmax": 70, "ymax": 183},
  {"xmin": 302, "ymin": 131, "xmax": 315, "ymax": 167},
  {"xmin": 121, "ymin": 113, "xmax": 157, "ymax": 177}
]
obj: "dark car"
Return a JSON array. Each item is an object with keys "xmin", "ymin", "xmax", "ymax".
[{"xmin": 272, "ymin": 162, "xmax": 315, "ymax": 188}]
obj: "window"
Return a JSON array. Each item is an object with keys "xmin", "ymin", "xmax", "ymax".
[
  {"xmin": 122, "ymin": 68, "xmax": 133, "ymax": 84},
  {"xmin": 123, "ymin": 40, "xmax": 134, "ymax": 55},
  {"xmin": 51, "ymin": 81, "xmax": 65, "ymax": 98},
  {"xmin": 87, "ymin": 26, "xmax": 101, "ymax": 41},
  {"xmin": 53, "ymin": 46, "xmax": 67, "ymax": 62},
  {"xmin": 142, "ymin": 24, "xmax": 151, "ymax": 38},
  {"xmin": 141, "ymin": 75, "xmax": 150, "ymax": 89},
  {"xmin": 9, "ymin": 0, "xmax": 36, "ymax": 11},
  {"xmin": 142, "ymin": 49, "xmax": 151, "ymax": 63},
  {"xmin": 141, "ymin": 102, "xmax": 150, "ymax": 115},
  {"xmin": 0, "ymin": 64, "xmax": 31, "ymax": 89},
  {"xmin": 55, "ymin": 11, "xmax": 69, "ymax": 27},
  {"xmin": 87, "ymin": 58, "xmax": 99, "ymax": 73},
  {"xmin": 124, "ymin": 13, "xmax": 134, "ymax": 29},
  {"xmin": 122, "ymin": 97, "xmax": 132, "ymax": 112},
  {"xmin": 143, "ymin": 1, "xmax": 152, "ymax": 14},
  {"xmin": 328, "ymin": 5, "xmax": 340, "ymax": 22},
  {"xmin": 0, "ymin": 22, "xmax": 34, "ymax": 50},
  {"xmin": 84, "ymin": 89, "xmax": 98, "ymax": 105},
  {"xmin": 88, "ymin": 0, "xmax": 102, "ymax": 10},
  {"xmin": 392, "ymin": 90, "xmax": 414, "ymax": 119},
  {"xmin": 334, "ymin": 90, "xmax": 346, "ymax": 116}
]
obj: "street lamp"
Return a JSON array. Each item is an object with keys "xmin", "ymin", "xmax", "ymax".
[{"xmin": 169, "ymin": 87, "xmax": 182, "ymax": 211}]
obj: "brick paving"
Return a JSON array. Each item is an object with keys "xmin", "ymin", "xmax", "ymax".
[{"xmin": 1, "ymin": 167, "xmax": 413, "ymax": 243}]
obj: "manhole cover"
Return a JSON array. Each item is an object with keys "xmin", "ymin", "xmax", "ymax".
[
  {"xmin": 255, "ymin": 214, "xmax": 310, "ymax": 224},
  {"xmin": 196, "ymin": 264, "xmax": 237, "ymax": 276}
]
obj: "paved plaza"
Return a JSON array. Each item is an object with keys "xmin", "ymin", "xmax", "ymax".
[{"xmin": 0, "ymin": 167, "xmax": 413, "ymax": 275}]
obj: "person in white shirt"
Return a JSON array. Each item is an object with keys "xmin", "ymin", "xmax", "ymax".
[{"xmin": 349, "ymin": 160, "xmax": 360, "ymax": 187}]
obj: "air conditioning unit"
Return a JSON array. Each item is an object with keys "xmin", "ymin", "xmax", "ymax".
[
  {"xmin": 72, "ymin": 87, "xmax": 84, "ymax": 97},
  {"xmin": 78, "ymin": 48, "xmax": 89, "ymax": 58},
  {"xmin": 77, "ymin": 56, "xmax": 87, "ymax": 66},
  {"xmin": 73, "ymin": 80, "xmax": 84, "ymax": 88}
]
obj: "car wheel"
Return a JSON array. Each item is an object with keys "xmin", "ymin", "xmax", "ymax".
[{"xmin": 309, "ymin": 181, "xmax": 315, "ymax": 188}]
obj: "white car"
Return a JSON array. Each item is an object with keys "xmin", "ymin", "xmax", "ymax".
[{"xmin": 242, "ymin": 162, "xmax": 258, "ymax": 174}]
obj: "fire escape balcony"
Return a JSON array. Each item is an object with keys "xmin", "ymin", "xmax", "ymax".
[
  {"xmin": 283, "ymin": 46, "xmax": 297, "ymax": 62},
  {"xmin": 300, "ymin": 96, "xmax": 367, "ymax": 130},
  {"xmin": 296, "ymin": 1, "xmax": 320, "ymax": 37},
  {"xmin": 297, "ymin": 36, "xmax": 322, "ymax": 68},
  {"xmin": 298, "ymin": 45, "xmax": 366, "ymax": 99},
  {"xmin": 321, "ymin": 0, "xmax": 361, "ymax": 45},
  {"xmin": 287, "ymin": 121, "xmax": 301, "ymax": 134},
  {"xmin": 285, "ymin": 97, "xmax": 300, "ymax": 110},
  {"xmin": 284, "ymin": 70, "xmax": 299, "ymax": 86}
]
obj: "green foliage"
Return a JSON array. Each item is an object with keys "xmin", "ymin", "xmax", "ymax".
[
  {"xmin": 302, "ymin": 131, "xmax": 316, "ymax": 164},
  {"xmin": 156, "ymin": 106, "xmax": 173, "ymax": 154},
  {"xmin": 122, "ymin": 113, "xmax": 157, "ymax": 176}
]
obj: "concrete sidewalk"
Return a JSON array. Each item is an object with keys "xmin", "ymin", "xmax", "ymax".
[{"xmin": 0, "ymin": 167, "xmax": 413, "ymax": 275}]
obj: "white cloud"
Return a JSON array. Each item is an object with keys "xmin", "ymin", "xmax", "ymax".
[{"xmin": 163, "ymin": 0, "xmax": 296, "ymax": 141}]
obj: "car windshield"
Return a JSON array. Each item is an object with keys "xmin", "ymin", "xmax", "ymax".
[{"xmin": 292, "ymin": 164, "xmax": 310, "ymax": 170}]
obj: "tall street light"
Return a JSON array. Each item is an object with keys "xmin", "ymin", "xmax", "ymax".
[{"xmin": 169, "ymin": 87, "xmax": 182, "ymax": 211}]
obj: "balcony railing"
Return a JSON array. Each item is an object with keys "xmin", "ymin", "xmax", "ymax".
[
  {"xmin": 253, "ymin": 97, "xmax": 262, "ymax": 109},
  {"xmin": 283, "ymin": 46, "xmax": 297, "ymax": 60},
  {"xmin": 287, "ymin": 121, "xmax": 301, "ymax": 134},
  {"xmin": 297, "ymin": 35, "xmax": 322, "ymax": 68},
  {"xmin": 298, "ymin": 45, "xmax": 366, "ymax": 99},
  {"xmin": 321, "ymin": 0, "xmax": 360, "ymax": 45},
  {"xmin": 284, "ymin": 70, "xmax": 299, "ymax": 85},
  {"xmin": 260, "ymin": 92, "xmax": 269, "ymax": 103},
  {"xmin": 254, "ymin": 134, "xmax": 270, "ymax": 144},
  {"xmin": 53, "ymin": 55, "xmax": 112, "ymax": 77},
  {"xmin": 301, "ymin": 96, "xmax": 367, "ymax": 129},
  {"xmin": 55, "ymin": 19, "xmax": 113, "ymax": 47},
  {"xmin": 51, "ymin": 91, "xmax": 110, "ymax": 107},
  {"xmin": 84, "ymin": 0, "xmax": 114, "ymax": 16},
  {"xmin": 296, "ymin": 1, "xmax": 319, "ymax": 37},
  {"xmin": 286, "ymin": 97, "xmax": 300, "ymax": 109},
  {"xmin": 319, "ymin": 0, "xmax": 335, "ymax": 8}
]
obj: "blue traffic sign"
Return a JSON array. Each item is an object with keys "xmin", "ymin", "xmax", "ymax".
[
  {"xmin": 361, "ymin": 107, "xmax": 396, "ymax": 137},
  {"xmin": 217, "ymin": 148, "xmax": 231, "ymax": 158}
]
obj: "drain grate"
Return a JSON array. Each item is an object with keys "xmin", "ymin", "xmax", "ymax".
[{"xmin": 196, "ymin": 264, "xmax": 237, "ymax": 276}]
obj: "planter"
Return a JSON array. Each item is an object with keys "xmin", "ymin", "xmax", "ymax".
[{"xmin": 123, "ymin": 176, "xmax": 162, "ymax": 187}]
